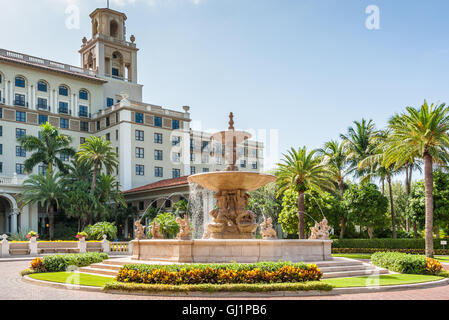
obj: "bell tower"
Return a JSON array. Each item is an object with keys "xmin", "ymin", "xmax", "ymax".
[{"xmin": 79, "ymin": 7, "xmax": 139, "ymax": 83}]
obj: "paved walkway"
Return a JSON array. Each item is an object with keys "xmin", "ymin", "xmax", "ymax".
[{"xmin": 1, "ymin": 261, "xmax": 449, "ymax": 300}]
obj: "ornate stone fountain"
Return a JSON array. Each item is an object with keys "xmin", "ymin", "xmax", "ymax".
[
  {"xmin": 188, "ymin": 113, "xmax": 276, "ymax": 239},
  {"xmin": 131, "ymin": 113, "xmax": 332, "ymax": 263}
]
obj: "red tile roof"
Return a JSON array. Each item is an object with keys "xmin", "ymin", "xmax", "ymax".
[{"xmin": 124, "ymin": 176, "xmax": 190, "ymax": 194}]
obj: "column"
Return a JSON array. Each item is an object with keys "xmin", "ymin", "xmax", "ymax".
[
  {"xmin": 32, "ymin": 85, "xmax": 36, "ymax": 110},
  {"xmin": 27, "ymin": 85, "xmax": 31, "ymax": 109},
  {"xmin": 53, "ymin": 90, "xmax": 58, "ymax": 114},
  {"xmin": 10, "ymin": 209, "xmax": 19, "ymax": 234},
  {"xmin": 9, "ymin": 81, "xmax": 13, "ymax": 105},
  {"xmin": 49, "ymin": 89, "xmax": 53, "ymax": 113},
  {"xmin": 4, "ymin": 81, "xmax": 8, "ymax": 105},
  {"xmin": 74, "ymin": 94, "xmax": 78, "ymax": 117},
  {"xmin": 70, "ymin": 94, "xmax": 74, "ymax": 116}
]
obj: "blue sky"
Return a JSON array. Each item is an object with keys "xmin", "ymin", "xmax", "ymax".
[{"xmin": 2, "ymin": 0, "xmax": 449, "ymax": 171}]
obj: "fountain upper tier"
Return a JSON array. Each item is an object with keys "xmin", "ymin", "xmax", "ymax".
[{"xmin": 188, "ymin": 171, "xmax": 276, "ymax": 192}]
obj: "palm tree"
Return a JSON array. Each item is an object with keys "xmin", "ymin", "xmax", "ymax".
[
  {"xmin": 340, "ymin": 119, "xmax": 378, "ymax": 180},
  {"xmin": 77, "ymin": 136, "xmax": 118, "ymax": 194},
  {"xmin": 19, "ymin": 172, "xmax": 64, "ymax": 240},
  {"xmin": 18, "ymin": 122, "xmax": 76, "ymax": 174},
  {"xmin": 384, "ymin": 101, "xmax": 449, "ymax": 257},
  {"xmin": 276, "ymin": 147, "xmax": 335, "ymax": 239},
  {"xmin": 318, "ymin": 140, "xmax": 349, "ymax": 238}
]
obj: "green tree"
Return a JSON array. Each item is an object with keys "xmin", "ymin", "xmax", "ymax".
[
  {"xmin": 84, "ymin": 221, "xmax": 117, "ymax": 240},
  {"xmin": 384, "ymin": 101, "xmax": 449, "ymax": 257},
  {"xmin": 343, "ymin": 183, "xmax": 389, "ymax": 239},
  {"xmin": 148, "ymin": 212, "xmax": 180, "ymax": 239},
  {"xmin": 172, "ymin": 199, "xmax": 189, "ymax": 217},
  {"xmin": 18, "ymin": 122, "xmax": 76, "ymax": 174},
  {"xmin": 276, "ymin": 147, "xmax": 334, "ymax": 239},
  {"xmin": 19, "ymin": 172, "xmax": 65, "ymax": 240},
  {"xmin": 248, "ymin": 182, "xmax": 282, "ymax": 225}
]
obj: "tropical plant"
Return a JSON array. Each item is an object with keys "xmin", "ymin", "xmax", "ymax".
[
  {"xmin": 148, "ymin": 212, "xmax": 180, "ymax": 239},
  {"xmin": 17, "ymin": 122, "xmax": 76, "ymax": 174},
  {"xmin": 276, "ymin": 147, "xmax": 334, "ymax": 239},
  {"xmin": 9, "ymin": 228, "xmax": 33, "ymax": 241},
  {"xmin": 19, "ymin": 172, "xmax": 65, "ymax": 240},
  {"xmin": 248, "ymin": 182, "xmax": 282, "ymax": 225},
  {"xmin": 384, "ymin": 101, "xmax": 449, "ymax": 257},
  {"xmin": 172, "ymin": 199, "xmax": 189, "ymax": 217},
  {"xmin": 84, "ymin": 222, "xmax": 117, "ymax": 240}
]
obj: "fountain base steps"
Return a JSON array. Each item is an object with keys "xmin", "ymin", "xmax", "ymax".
[{"xmin": 78, "ymin": 257, "xmax": 389, "ymax": 279}]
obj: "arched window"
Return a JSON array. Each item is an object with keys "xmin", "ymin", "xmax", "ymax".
[
  {"xmin": 37, "ymin": 81, "xmax": 48, "ymax": 92},
  {"xmin": 59, "ymin": 85, "xmax": 68, "ymax": 96},
  {"xmin": 110, "ymin": 20, "xmax": 118, "ymax": 37},
  {"xmin": 79, "ymin": 90, "xmax": 88, "ymax": 100},
  {"xmin": 15, "ymin": 76, "xmax": 25, "ymax": 88}
]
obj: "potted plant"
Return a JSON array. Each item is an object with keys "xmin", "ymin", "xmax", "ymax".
[
  {"xmin": 26, "ymin": 231, "xmax": 39, "ymax": 240},
  {"xmin": 75, "ymin": 232, "xmax": 88, "ymax": 240}
]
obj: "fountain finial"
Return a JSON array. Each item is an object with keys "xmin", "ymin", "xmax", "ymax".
[{"xmin": 228, "ymin": 112, "xmax": 235, "ymax": 130}]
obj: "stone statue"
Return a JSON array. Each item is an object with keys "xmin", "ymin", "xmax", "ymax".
[
  {"xmin": 134, "ymin": 221, "xmax": 146, "ymax": 240},
  {"xmin": 260, "ymin": 217, "xmax": 277, "ymax": 240},
  {"xmin": 151, "ymin": 221, "xmax": 164, "ymax": 239},
  {"xmin": 309, "ymin": 218, "xmax": 331, "ymax": 240},
  {"xmin": 176, "ymin": 216, "xmax": 192, "ymax": 240}
]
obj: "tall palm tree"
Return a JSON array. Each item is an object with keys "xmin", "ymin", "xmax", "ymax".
[
  {"xmin": 318, "ymin": 140, "xmax": 349, "ymax": 238},
  {"xmin": 340, "ymin": 119, "xmax": 378, "ymax": 180},
  {"xmin": 77, "ymin": 136, "xmax": 118, "ymax": 194},
  {"xmin": 19, "ymin": 172, "xmax": 64, "ymax": 240},
  {"xmin": 276, "ymin": 147, "xmax": 335, "ymax": 239},
  {"xmin": 18, "ymin": 122, "xmax": 76, "ymax": 174},
  {"xmin": 384, "ymin": 101, "xmax": 449, "ymax": 257}
]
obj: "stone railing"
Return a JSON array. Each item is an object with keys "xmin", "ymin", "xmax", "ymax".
[
  {"xmin": 109, "ymin": 242, "xmax": 132, "ymax": 255},
  {"xmin": 0, "ymin": 175, "xmax": 25, "ymax": 186},
  {"xmin": 0, "ymin": 48, "xmax": 97, "ymax": 78}
]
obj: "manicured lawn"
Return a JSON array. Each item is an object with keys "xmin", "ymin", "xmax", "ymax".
[
  {"xmin": 323, "ymin": 274, "xmax": 443, "ymax": 288},
  {"xmin": 28, "ymin": 272, "xmax": 114, "ymax": 287},
  {"xmin": 435, "ymin": 256, "xmax": 449, "ymax": 263},
  {"xmin": 332, "ymin": 254, "xmax": 372, "ymax": 260}
]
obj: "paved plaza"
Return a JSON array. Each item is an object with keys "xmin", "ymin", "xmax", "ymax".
[{"xmin": 1, "ymin": 261, "xmax": 449, "ymax": 300}]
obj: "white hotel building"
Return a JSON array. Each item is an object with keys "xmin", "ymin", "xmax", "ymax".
[{"xmin": 0, "ymin": 7, "xmax": 264, "ymax": 236}]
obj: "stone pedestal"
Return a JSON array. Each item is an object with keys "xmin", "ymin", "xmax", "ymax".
[
  {"xmin": 29, "ymin": 237, "xmax": 38, "ymax": 255},
  {"xmin": 132, "ymin": 239, "xmax": 333, "ymax": 263},
  {"xmin": 101, "ymin": 235, "xmax": 110, "ymax": 254},
  {"xmin": 1, "ymin": 235, "xmax": 9, "ymax": 257},
  {"xmin": 78, "ymin": 237, "xmax": 87, "ymax": 253}
]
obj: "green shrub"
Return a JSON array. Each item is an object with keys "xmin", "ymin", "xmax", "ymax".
[
  {"xmin": 84, "ymin": 222, "xmax": 117, "ymax": 240},
  {"xmin": 332, "ymin": 248, "xmax": 449, "ymax": 255},
  {"xmin": 40, "ymin": 252, "xmax": 109, "ymax": 272},
  {"xmin": 371, "ymin": 252, "xmax": 442, "ymax": 275},
  {"xmin": 147, "ymin": 212, "xmax": 180, "ymax": 239},
  {"xmin": 332, "ymin": 238, "xmax": 446, "ymax": 249}
]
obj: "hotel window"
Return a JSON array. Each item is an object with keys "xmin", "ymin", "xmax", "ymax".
[
  {"xmin": 201, "ymin": 154, "xmax": 209, "ymax": 164},
  {"xmin": 16, "ymin": 111, "xmax": 26, "ymax": 122},
  {"xmin": 135, "ymin": 113, "xmax": 144, "ymax": 124},
  {"xmin": 202, "ymin": 141, "xmax": 209, "ymax": 151},
  {"xmin": 139, "ymin": 202, "xmax": 144, "ymax": 211},
  {"xmin": 15, "ymin": 77, "xmax": 25, "ymax": 88},
  {"xmin": 107, "ymin": 98, "xmax": 114, "ymax": 107},
  {"xmin": 252, "ymin": 149, "xmax": 258, "ymax": 158},
  {"xmin": 190, "ymin": 153, "xmax": 195, "ymax": 162},
  {"xmin": 165, "ymin": 199, "xmax": 171, "ymax": 208},
  {"xmin": 14, "ymin": 94, "xmax": 26, "ymax": 107},
  {"xmin": 0, "ymin": 144, "xmax": 2, "ymax": 155},
  {"xmin": 97, "ymin": 121, "xmax": 100, "ymax": 130},
  {"xmin": 16, "ymin": 163, "xmax": 25, "ymax": 175},
  {"xmin": 112, "ymin": 68, "xmax": 119, "ymax": 77},
  {"xmin": 60, "ymin": 152, "xmax": 69, "ymax": 162},
  {"xmin": 154, "ymin": 150, "xmax": 163, "ymax": 161},
  {"xmin": 116, "ymin": 130, "xmax": 119, "ymax": 141},
  {"xmin": 172, "ymin": 152, "xmax": 181, "ymax": 163},
  {"xmin": 190, "ymin": 139, "xmax": 195, "ymax": 149},
  {"xmin": 135, "ymin": 130, "xmax": 144, "ymax": 141},
  {"xmin": 80, "ymin": 122, "xmax": 89, "ymax": 132},
  {"xmin": 79, "ymin": 105, "xmax": 88, "ymax": 117},
  {"xmin": 79, "ymin": 90, "xmax": 88, "ymax": 100},
  {"xmin": 154, "ymin": 133, "xmax": 163, "ymax": 144},
  {"xmin": 38, "ymin": 165, "xmax": 47, "ymax": 175},
  {"xmin": 190, "ymin": 166, "xmax": 196, "ymax": 175},
  {"xmin": 38, "ymin": 115, "xmax": 48, "ymax": 125},
  {"xmin": 37, "ymin": 81, "xmax": 47, "ymax": 92},
  {"xmin": 252, "ymin": 162, "xmax": 258, "ymax": 169},
  {"xmin": 136, "ymin": 147, "xmax": 144, "ymax": 159},
  {"xmin": 155, "ymin": 167, "xmax": 163, "ymax": 177},
  {"xmin": 16, "ymin": 146, "xmax": 26, "ymax": 157},
  {"xmin": 202, "ymin": 168, "xmax": 210, "ymax": 173},
  {"xmin": 106, "ymin": 133, "xmax": 111, "ymax": 141},
  {"xmin": 0, "ymin": 126, "xmax": 2, "ymax": 136},
  {"xmin": 16, "ymin": 128, "xmax": 26, "ymax": 139},
  {"xmin": 172, "ymin": 169, "xmax": 181, "ymax": 178},
  {"xmin": 172, "ymin": 119, "xmax": 180, "ymax": 130},
  {"xmin": 115, "ymin": 112, "xmax": 119, "ymax": 123},
  {"xmin": 0, "ymin": 162, "xmax": 2, "ymax": 173},
  {"xmin": 136, "ymin": 165, "xmax": 145, "ymax": 176},
  {"xmin": 59, "ymin": 86, "xmax": 68, "ymax": 96},
  {"xmin": 154, "ymin": 116, "xmax": 162, "ymax": 127},
  {"xmin": 0, "ymin": 108, "xmax": 2, "ymax": 118},
  {"xmin": 59, "ymin": 102, "xmax": 68, "ymax": 114},
  {"xmin": 37, "ymin": 98, "xmax": 47, "ymax": 110},
  {"xmin": 240, "ymin": 160, "xmax": 247, "ymax": 168},
  {"xmin": 60, "ymin": 118, "xmax": 69, "ymax": 129},
  {"xmin": 106, "ymin": 117, "xmax": 110, "ymax": 127},
  {"xmin": 172, "ymin": 136, "xmax": 181, "ymax": 146}
]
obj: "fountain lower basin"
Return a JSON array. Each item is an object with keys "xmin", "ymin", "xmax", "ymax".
[{"xmin": 131, "ymin": 239, "xmax": 333, "ymax": 263}]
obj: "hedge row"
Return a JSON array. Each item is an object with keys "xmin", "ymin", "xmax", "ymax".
[
  {"xmin": 30, "ymin": 252, "xmax": 109, "ymax": 273},
  {"xmin": 332, "ymin": 248, "xmax": 449, "ymax": 255},
  {"xmin": 371, "ymin": 252, "xmax": 443, "ymax": 275},
  {"xmin": 332, "ymin": 239, "xmax": 448, "ymax": 249},
  {"xmin": 117, "ymin": 262, "xmax": 322, "ymax": 285}
]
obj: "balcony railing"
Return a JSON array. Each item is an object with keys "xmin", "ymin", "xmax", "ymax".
[
  {"xmin": 0, "ymin": 175, "xmax": 25, "ymax": 186},
  {"xmin": 14, "ymin": 100, "xmax": 28, "ymax": 108}
]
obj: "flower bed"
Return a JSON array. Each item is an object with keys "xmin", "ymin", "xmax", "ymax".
[
  {"xmin": 332, "ymin": 248, "xmax": 449, "ymax": 255},
  {"xmin": 116, "ymin": 262, "xmax": 322, "ymax": 285},
  {"xmin": 371, "ymin": 252, "xmax": 443, "ymax": 275},
  {"xmin": 25, "ymin": 252, "xmax": 109, "ymax": 274}
]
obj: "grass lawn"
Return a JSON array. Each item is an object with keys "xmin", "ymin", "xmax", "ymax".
[
  {"xmin": 28, "ymin": 272, "xmax": 114, "ymax": 287},
  {"xmin": 323, "ymin": 274, "xmax": 443, "ymax": 288},
  {"xmin": 332, "ymin": 254, "xmax": 372, "ymax": 260},
  {"xmin": 435, "ymin": 256, "xmax": 449, "ymax": 263}
]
